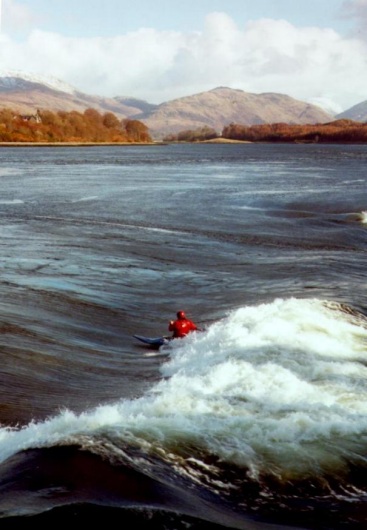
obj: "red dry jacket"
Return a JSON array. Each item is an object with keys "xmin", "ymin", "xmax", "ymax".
[{"xmin": 169, "ymin": 318, "xmax": 197, "ymax": 338}]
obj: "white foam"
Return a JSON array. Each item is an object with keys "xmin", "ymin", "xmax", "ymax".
[
  {"xmin": 71, "ymin": 196, "xmax": 98, "ymax": 203},
  {"xmin": 0, "ymin": 168, "xmax": 22, "ymax": 177},
  {"xmin": 0, "ymin": 199, "xmax": 23, "ymax": 204},
  {"xmin": 1, "ymin": 298, "xmax": 367, "ymax": 480}
]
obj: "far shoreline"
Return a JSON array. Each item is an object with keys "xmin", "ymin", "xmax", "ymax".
[
  {"xmin": 199, "ymin": 138, "xmax": 252, "ymax": 144},
  {"xmin": 0, "ymin": 141, "xmax": 166, "ymax": 147},
  {"xmin": 0, "ymin": 138, "xmax": 250, "ymax": 147}
]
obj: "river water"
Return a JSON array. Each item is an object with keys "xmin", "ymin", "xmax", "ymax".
[{"xmin": 0, "ymin": 143, "xmax": 366, "ymax": 529}]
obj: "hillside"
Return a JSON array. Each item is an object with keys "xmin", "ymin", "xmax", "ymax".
[
  {"xmin": 139, "ymin": 87, "xmax": 334, "ymax": 139},
  {"xmin": 0, "ymin": 76, "xmax": 153, "ymax": 119},
  {"xmin": 336, "ymin": 100, "xmax": 367, "ymax": 122},
  {"xmin": 0, "ymin": 73, "xmax": 346, "ymax": 140}
]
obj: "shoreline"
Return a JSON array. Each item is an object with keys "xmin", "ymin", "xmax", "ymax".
[
  {"xmin": 199, "ymin": 138, "xmax": 252, "ymax": 144},
  {"xmin": 0, "ymin": 138, "xmax": 249, "ymax": 147},
  {"xmin": 0, "ymin": 141, "xmax": 166, "ymax": 147}
]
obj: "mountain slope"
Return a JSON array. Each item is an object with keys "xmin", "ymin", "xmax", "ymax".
[
  {"xmin": 0, "ymin": 75, "xmax": 153, "ymax": 119},
  {"xmin": 0, "ymin": 74, "xmax": 337, "ymax": 139},
  {"xmin": 139, "ymin": 87, "xmax": 334, "ymax": 138},
  {"xmin": 336, "ymin": 100, "xmax": 367, "ymax": 122}
]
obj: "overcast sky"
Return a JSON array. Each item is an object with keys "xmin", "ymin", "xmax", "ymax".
[{"xmin": 0, "ymin": 0, "xmax": 366, "ymax": 112}]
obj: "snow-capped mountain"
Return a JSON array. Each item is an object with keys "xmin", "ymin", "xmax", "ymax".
[
  {"xmin": 0, "ymin": 70, "xmax": 77, "ymax": 95},
  {"xmin": 0, "ymin": 70, "xmax": 152, "ymax": 120}
]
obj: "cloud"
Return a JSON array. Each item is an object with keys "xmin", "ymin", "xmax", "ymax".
[
  {"xmin": 2, "ymin": 0, "xmax": 43, "ymax": 33},
  {"xmin": 341, "ymin": 0, "xmax": 367, "ymax": 35},
  {"xmin": 0, "ymin": 10, "xmax": 366, "ymax": 111}
]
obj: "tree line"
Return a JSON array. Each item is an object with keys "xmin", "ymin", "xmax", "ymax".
[
  {"xmin": 0, "ymin": 108, "xmax": 152, "ymax": 143},
  {"xmin": 164, "ymin": 119, "xmax": 367, "ymax": 143},
  {"xmin": 163, "ymin": 126, "xmax": 218, "ymax": 142}
]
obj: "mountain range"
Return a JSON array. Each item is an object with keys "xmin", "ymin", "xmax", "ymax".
[{"xmin": 0, "ymin": 72, "xmax": 366, "ymax": 140}]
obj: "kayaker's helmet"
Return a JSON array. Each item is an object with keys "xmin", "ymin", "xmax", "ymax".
[{"xmin": 177, "ymin": 311, "xmax": 186, "ymax": 319}]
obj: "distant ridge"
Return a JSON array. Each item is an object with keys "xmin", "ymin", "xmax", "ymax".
[
  {"xmin": 336, "ymin": 100, "xmax": 367, "ymax": 122},
  {"xmin": 138, "ymin": 87, "xmax": 334, "ymax": 138},
  {"xmin": 0, "ymin": 71, "xmax": 361, "ymax": 140},
  {"xmin": 0, "ymin": 73, "xmax": 148, "ymax": 120},
  {"xmin": 0, "ymin": 70, "xmax": 76, "ymax": 94}
]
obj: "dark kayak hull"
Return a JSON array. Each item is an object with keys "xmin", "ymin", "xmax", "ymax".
[{"xmin": 133, "ymin": 335, "xmax": 171, "ymax": 347}]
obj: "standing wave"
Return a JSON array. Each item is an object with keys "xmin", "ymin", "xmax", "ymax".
[{"xmin": 0, "ymin": 298, "xmax": 367, "ymax": 528}]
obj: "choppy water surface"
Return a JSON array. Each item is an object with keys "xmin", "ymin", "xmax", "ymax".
[{"xmin": 0, "ymin": 143, "xmax": 366, "ymax": 529}]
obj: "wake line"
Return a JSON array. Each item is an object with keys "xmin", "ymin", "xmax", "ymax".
[
  {"xmin": 29, "ymin": 215, "xmax": 359, "ymax": 251},
  {"xmin": 32, "ymin": 215, "xmax": 177, "ymax": 234}
]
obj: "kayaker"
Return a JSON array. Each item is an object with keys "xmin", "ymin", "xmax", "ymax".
[{"xmin": 169, "ymin": 310, "xmax": 198, "ymax": 338}]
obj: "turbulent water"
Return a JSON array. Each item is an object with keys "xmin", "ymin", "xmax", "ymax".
[{"xmin": 0, "ymin": 143, "xmax": 366, "ymax": 529}]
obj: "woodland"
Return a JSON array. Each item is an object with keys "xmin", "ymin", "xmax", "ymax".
[
  {"xmin": 1, "ymin": 107, "xmax": 367, "ymax": 144},
  {"xmin": 0, "ymin": 108, "xmax": 152, "ymax": 143},
  {"xmin": 164, "ymin": 119, "xmax": 367, "ymax": 143}
]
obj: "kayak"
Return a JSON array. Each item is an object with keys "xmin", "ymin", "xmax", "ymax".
[{"xmin": 133, "ymin": 335, "xmax": 171, "ymax": 347}]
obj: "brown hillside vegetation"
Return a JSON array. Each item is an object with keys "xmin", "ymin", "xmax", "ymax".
[
  {"xmin": 141, "ymin": 87, "xmax": 333, "ymax": 138},
  {"xmin": 0, "ymin": 108, "xmax": 152, "ymax": 143},
  {"xmin": 164, "ymin": 119, "xmax": 367, "ymax": 143},
  {"xmin": 221, "ymin": 120, "xmax": 367, "ymax": 143}
]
